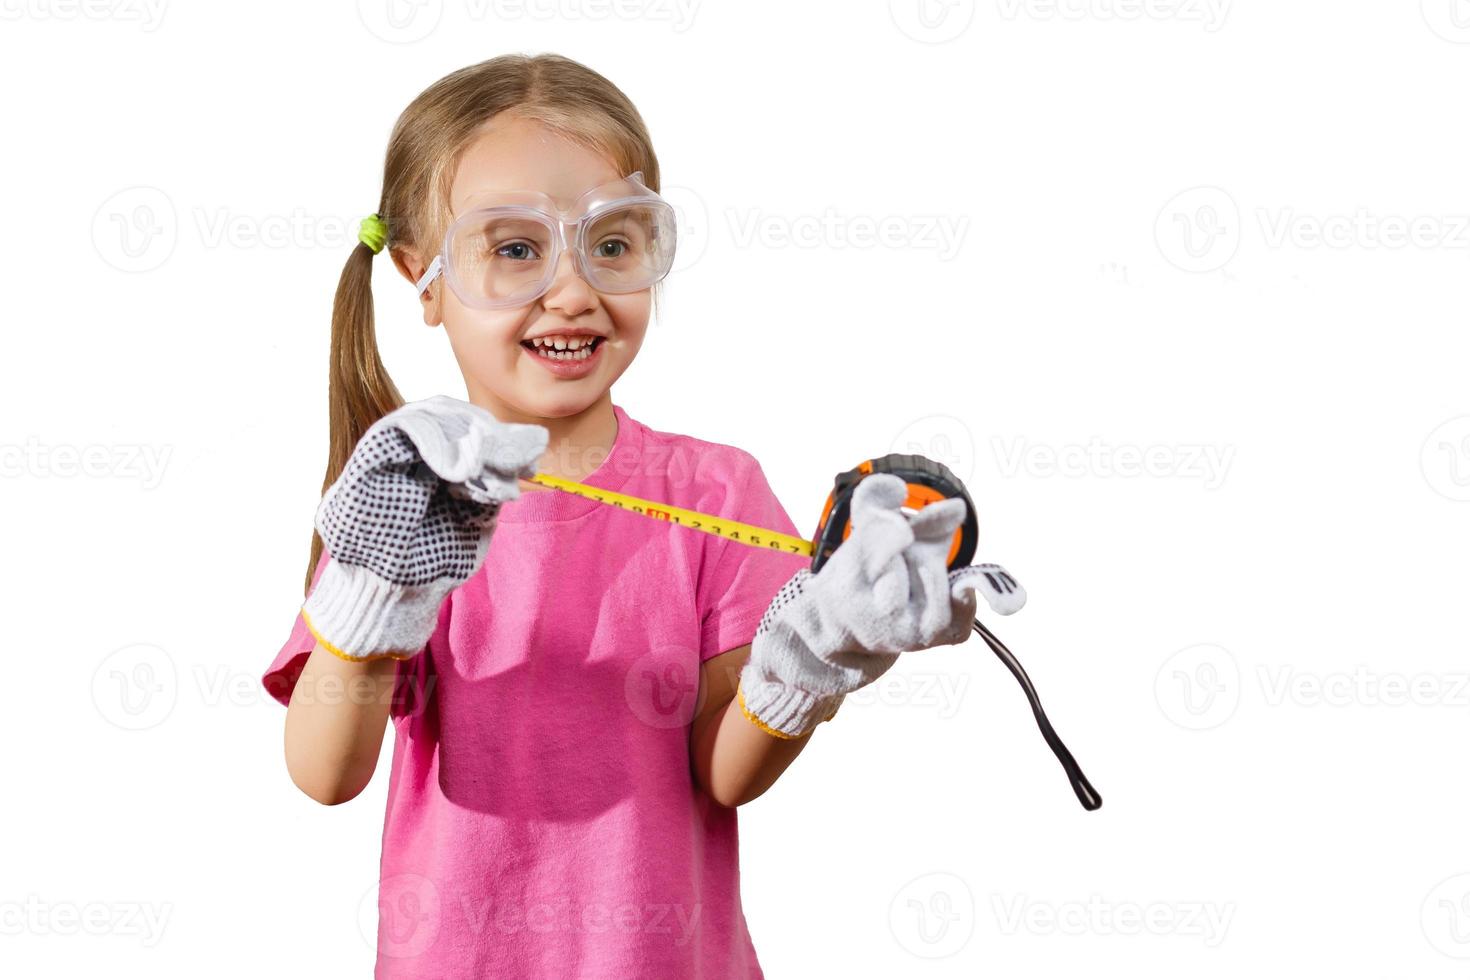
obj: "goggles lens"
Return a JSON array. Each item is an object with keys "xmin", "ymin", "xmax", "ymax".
[
  {"xmin": 440, "ymin": 179, "xmax": 676, "ymax": 308},
  {"xmin": 449, "ymin": 212, "xmax": 557, "ymax": 308}
]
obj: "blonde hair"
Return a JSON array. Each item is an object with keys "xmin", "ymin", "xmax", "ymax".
[{"xmin": 305, "ymin": 53, "xmax": 664, "ymax": 595}]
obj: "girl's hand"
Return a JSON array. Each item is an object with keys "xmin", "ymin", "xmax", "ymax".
[
  {"xmin": 301, "ymin": 396, "xmax": 547, "ymax": 662},
  {"xmin": 736, "ymin": 473, "xmax": 1023, "ymax": 739}
]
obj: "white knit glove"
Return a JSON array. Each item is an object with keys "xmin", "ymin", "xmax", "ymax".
[
  {"xmin": 301, "ymin": 395, "xmax": 547, "ymax": 662},
  {"xmin": 737, "ymin": 473, "xmax": 1026, "ymax": 739}
]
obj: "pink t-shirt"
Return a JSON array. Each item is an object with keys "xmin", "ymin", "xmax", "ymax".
[{"xmin": 262, "ymin": 403, "xmax": 810, "ymax": 978}]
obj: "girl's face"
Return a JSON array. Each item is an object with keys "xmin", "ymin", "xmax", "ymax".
[{"xmin": 395, "ymin": 114, "xmax": 652, "ymax": 421}]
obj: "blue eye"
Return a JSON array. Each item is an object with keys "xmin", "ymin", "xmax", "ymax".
[
  {"xmin": 498, "ymin": 241, "xmax": 539, "ymax": 261},
  {"xmin": 594, "ymin": 240, "xmax": 627, "ymax": 259}
]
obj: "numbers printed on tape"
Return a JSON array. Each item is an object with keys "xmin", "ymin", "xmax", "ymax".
[{"xmin": 525, "ymin": 473, "xmax": 814, "ymax": 557}]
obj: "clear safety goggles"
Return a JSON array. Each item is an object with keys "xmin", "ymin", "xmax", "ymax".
[{"xmin": 414, "ymin": 171, "xmax": 677, "ymax": 309}]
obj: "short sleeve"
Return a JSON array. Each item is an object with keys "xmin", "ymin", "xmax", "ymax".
[
  {"xmin": 696, "ymin": 456, "xmax": 812, "ymax": 661},
  {"xmin": 261, "ymin": 548, "xmax": 334, "ymax": 708}
]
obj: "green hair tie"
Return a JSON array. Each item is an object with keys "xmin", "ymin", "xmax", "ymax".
[{"xmin": 358, "ymin": 213, "xmax": 388, "ymax": 254}]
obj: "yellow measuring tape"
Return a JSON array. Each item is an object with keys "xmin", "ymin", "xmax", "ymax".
[{"xmin": 524, "ymin": 472, "xmax": 814, "ymax": 557}]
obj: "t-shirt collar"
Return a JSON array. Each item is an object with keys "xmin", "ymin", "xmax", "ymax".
[{"xmin": 496, "ymin": 402, "xmax": 642, "ymax": 524}]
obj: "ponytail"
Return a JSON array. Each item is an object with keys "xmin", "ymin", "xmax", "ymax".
[{"xmin": 303, "ymin": 239, "xmax": 404, "ymax": 596}]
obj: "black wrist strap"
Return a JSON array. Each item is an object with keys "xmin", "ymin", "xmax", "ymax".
[{"xmin": 973, "ymin": 618, "xmax": 1102, "ymax": 812}]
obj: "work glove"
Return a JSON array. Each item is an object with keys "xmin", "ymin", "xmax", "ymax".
[
  {"xmin": 300, "ymin": 395, "xmax": 547, "ymax": 662},
  {"xmin": 736, "ymin": 473, "xmax": 1026, "ymax": 739}
]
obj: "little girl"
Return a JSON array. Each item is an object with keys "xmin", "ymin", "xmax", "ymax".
[{"xmin": 262, "ymin": 53, "xmax": 994, "ymax": 978}]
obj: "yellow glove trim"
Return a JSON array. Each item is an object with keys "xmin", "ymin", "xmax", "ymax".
[
  {"xmin": 301, "ymin": 608, "xmax": 416, "ymax": 664},
  {"xmin": 735, "ymin": 679, "xmax": 840, "ymax": 740}
]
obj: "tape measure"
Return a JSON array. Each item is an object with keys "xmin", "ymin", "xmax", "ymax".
[
  {"xmin": 527, "ymin": 452, "xmax": 978, "ymax": 575},
  {"xmin": 525, "ymin": 451, "xmax": 1100, "ymax": 811}
]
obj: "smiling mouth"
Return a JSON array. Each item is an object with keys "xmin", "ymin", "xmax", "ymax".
[{"xmin": 520, "ymin": 336, "xmax": 604, "ymax": 362}]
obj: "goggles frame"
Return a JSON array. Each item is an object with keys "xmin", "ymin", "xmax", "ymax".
[{"xmin": 414, "ymin": 171, "xmax": 676, "ymax": 310}]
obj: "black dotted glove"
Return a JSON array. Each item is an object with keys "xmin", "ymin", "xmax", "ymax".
[{"xmin": 301, "ymin": 395, "xmax": 547, "ymax": 661}]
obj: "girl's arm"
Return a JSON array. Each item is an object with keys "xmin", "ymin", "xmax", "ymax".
[
  {"xmin": 282, "ymin": 642, "xmax": 400, "ymax": 805},
  {"xmin": 689, "ymin": 644, "xmax": 818, "ymax": 807}
]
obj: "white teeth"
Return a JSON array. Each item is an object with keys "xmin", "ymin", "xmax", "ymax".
[
  {"xmin": 528, "ymin": 336, "xmax": 599, "ymax": 362},
  {"xmin": 531, "ymin": 335, "xmax": 598, "ymax": 351}
]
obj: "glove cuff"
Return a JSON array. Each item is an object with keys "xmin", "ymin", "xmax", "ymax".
[
  {"xmin": 299, "ymin": 558, "xmax": 444, "ymax": 663},
  {"xmin": 736, "ymin": 664, "xmax": 844, "ymax": 740}
]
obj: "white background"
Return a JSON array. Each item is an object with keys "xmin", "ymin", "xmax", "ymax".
[{"xmin": 4, "ymin": 1, "xmax": 1469, "ymax": 976}]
